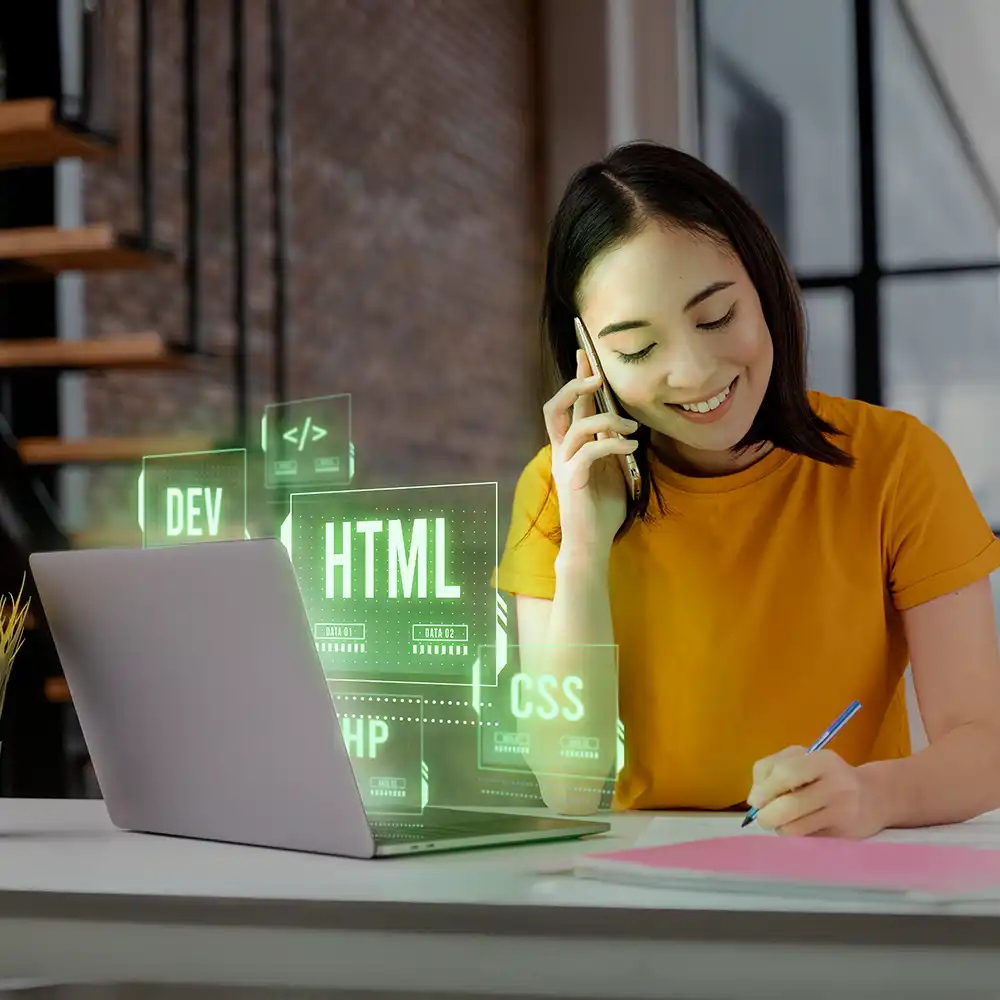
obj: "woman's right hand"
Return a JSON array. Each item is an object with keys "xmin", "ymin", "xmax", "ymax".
[{"xmin": 543, "ymin": 349, "xmax": 639, "ymax": 556}]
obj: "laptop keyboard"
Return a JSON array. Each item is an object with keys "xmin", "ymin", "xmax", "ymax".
[{"xmin": 369, "ymin": 808, "xmax": 567, "ymax": 843}]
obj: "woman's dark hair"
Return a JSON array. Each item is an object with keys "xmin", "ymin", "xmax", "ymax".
[{"xmin": 538, "ymin": 140, "xmax": 852, "ymax": 540}]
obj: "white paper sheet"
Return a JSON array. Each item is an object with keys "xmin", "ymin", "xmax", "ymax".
[
  {"xmin": 633, "ymin": 813, "xmax": 771, "ymax": 848},
  {"xmin": 633, "ymin": 808, "xmax": 1000, "ymax": 851}
]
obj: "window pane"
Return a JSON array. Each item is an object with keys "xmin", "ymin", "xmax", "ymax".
[
  {"xmin": 876, "ymin": 0, "xmax": 1000, "ymax": 266},
  {"xmin": 803, "ymin": 288, "xmax": 853, "ymax": 398},
  {"xmin": 883, "ymin": 273, "xmax": 1000, "ymax": 525},
  {"xmin": 699, "ymin": 0, "xmax": 858, "ymax": 273}
]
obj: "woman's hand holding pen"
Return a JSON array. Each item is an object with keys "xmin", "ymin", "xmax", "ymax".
[{"xmin": 746, "ymin": 745, "xmax": 887, "ymax": 839}]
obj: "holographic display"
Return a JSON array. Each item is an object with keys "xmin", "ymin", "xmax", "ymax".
[
  {"xmin": 333, "ymin": 692, "xmax": 424, "ymax": 814},
  {"xmin": 263, "ymin": 393, "xmax": 353, "ymax": 489},
  {"xmin": 477, "ymin": 643, "xmax": 620, "ymax": 783},
  {"xmin": 283, "ymin": 482, "xmax": 499, "ymax": 686},
  {"xmin": 138, "ymin": 448, "xmax": 248, "ymax": 548}
]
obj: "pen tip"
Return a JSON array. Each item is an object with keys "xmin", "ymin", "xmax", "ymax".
[{"xmin": 741, "ymin": 815, "xmax": 753, "ymax": 829}]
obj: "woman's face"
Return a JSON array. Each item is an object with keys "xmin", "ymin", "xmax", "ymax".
[{"xmin": 577, "ymin": 222, "xmax": 774, "ymax": 472}]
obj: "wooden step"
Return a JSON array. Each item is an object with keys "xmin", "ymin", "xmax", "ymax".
[
  {"xmin": 19, "ymin": 434, "xmax": 216, "ymax": 465},
  {"xmin": 0, "ymin": 333, "xmax": 189, "ymax": 372},
  {"xmin": 71, "ymin": 524, "xmax": 143, "ymax": 549},
  {"xmin": 0, "ymin": 224, "xmax": 171, "ymax": 277},
  {"xmin": 0, "ymin": 98, "xmax": 112, "ymax": 169},
  {"xmin": 44, "ymin": 677, "xmax": 71, "ymax": 703}
]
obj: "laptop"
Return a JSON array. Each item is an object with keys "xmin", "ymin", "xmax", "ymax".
[{"xmin": 29, "ymin": 539, "xmax": 610, "ymax": 858}]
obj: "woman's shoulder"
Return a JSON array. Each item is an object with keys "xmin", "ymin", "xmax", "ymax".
[
  {"xmin": 511, "ymin": 444, "xmax": 556, "ymax": 510},
  {"xmin": 515, "ymin": 443, "xmax": 554, "ymax": 486},
  {"xmin": 808, "ymin": 390, "xmax": 924, "ymax": 460}
]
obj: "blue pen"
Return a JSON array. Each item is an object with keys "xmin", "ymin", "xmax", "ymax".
[{"xmin": 741, "ymin": 700, "xmax": 863, "ymax": 829}]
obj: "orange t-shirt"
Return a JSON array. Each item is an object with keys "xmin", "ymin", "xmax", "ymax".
[{"xmin": 496, "ymin": 392, "xmax": 1000, "ymax": 811}]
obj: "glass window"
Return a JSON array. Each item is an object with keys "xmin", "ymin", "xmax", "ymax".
[
  {"xmin": 876, "ymin": 0, "xmax": 1000, "ymax": 267},
  {"xmin": 699, "ymin": 0, "xmax": 859, "ymax": 274},
  {"xmin": 882, "ymin": 273, "xmax": 1000, "ymax": 526},
  {"xmin": 803, "ymin": 288, "xmax": 853, "ymax": 398}
]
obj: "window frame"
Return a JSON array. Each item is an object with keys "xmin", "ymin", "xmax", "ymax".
[{"xmin": 694, "ymin": 0, "xmax": 1000, "ymax": 533}]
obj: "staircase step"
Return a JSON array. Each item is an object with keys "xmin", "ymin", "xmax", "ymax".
[
  {"xmin": 0, "ymin": 333, "xmax": 189, "ymax": 372},
  {"xmin": 19, "ymin": 434, "xmax": 216, "ymax": 465},
  {"xmin": 45, "ymin": 677, "xmax": 71, "ymax": 703},
  {"xmin": 71, "ymin": 524, "xmax": 143, "ymax": 549},
  {"xmin": 0, "ymin": 224, "xmax": 171, "ymax": 278},
  {"xmin": 0, "ymin": 98, "xmax": 113, "ymax": 169}
]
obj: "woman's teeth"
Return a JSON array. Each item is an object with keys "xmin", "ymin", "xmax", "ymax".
[{"xmin": 679, "ymin": 383, "xmax": 732, "ymax": 413}]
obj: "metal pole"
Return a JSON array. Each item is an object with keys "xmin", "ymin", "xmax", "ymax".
[
  {"xmin": 269, "ymin": 0, "xmax": 289, "ymax": 403},
  {"xmin": 231, "ymin": 0, "xmax": 249, "ymax": 442},
  {"xmin": 853, "ymin": 0, "xmax": 882, "ymax": 405},
  {"xmin": 183, "ymin": 0, "xmax": 201, "ymax": 353},
  {"xmin": 137, "ymin": 0, "xmax": 154, "ymax": 247}
]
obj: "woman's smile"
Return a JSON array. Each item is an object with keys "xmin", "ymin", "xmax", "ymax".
[{"xmin": 666, "ymin": 375, "xmax": 739, "ymax": 424}]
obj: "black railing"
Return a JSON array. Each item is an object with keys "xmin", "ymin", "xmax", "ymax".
[
  {"xmin": 183, "ymin": 0, "xmax": 202, "ymax": 356},
  {"xmin": 269, "ymin": 0, "xmax": 289, "ymax": 404},
  {"xmin": 230, "ymin": 0, "xmax": 249, "ymax": 443},
  {"xmin": 0, "ymin": 413, "xmax": 66, "ymax": 553},
  {"xmin": 75, "ymin": 0, "xmax": 292, "ymax": 436},
  {"xmin": 137, "ymin": 0, "xmax": 154, "ymax": 248}
]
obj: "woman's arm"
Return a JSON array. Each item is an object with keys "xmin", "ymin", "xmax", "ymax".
[
  {"xmin": 515, "ymin": 548, "xmax": 618, "ymax": 814},
  {"xmin": 861, "ymin": 575, "xmax": 1000, "ymax": 828}
]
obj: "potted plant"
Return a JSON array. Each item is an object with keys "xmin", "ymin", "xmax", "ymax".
[{"xmin": 0, "ymin": 574, "xmax": 30, "ymax": 738}]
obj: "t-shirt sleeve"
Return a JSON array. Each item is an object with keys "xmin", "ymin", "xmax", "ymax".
[
  {"xmin": 888, "ymin": 417, "xmax": 1000, "ymax": 611},
  {"xmin": 493, "ymin": 446, "xmax": 561, "ymax": 600}
]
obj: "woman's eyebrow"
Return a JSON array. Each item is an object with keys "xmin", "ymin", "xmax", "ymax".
[
  {"xmin": 683, "ymin": 280, "xmax": 735, "ymax": 312},
  {"xmin": 596, "ymin": 281, "xmax": 736, "ymax": 338},
  {"xmin": 596, "ymin": 319, "xmax": 651, "ymax": 339}
]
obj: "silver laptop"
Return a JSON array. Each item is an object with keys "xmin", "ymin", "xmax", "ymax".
[{"xmin": 29, "ymin": 539, "xmax": 610, "ymax": 858}]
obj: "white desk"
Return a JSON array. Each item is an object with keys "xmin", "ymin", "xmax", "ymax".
[{"xmin": 2, "ymin": 800, "xmax": 1000, "ymax": 999}]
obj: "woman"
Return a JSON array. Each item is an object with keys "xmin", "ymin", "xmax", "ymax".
[{"xmin": 497, "ymin": 141, "xmax": 1000, "ymax": 838}]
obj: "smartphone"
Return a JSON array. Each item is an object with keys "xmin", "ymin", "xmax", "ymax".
[{"xmin": 574, "ymin": 316, "xmax": 642, "ymax": 501}]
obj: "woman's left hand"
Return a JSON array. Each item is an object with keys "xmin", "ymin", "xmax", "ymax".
[{"xmin": 746, "ymin": 746, "xmax": 886, "ymax": 839}]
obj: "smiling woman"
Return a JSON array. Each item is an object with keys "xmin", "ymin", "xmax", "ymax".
[{"xmin": 497, "ymin": 141, "xmax": 1000, "ymax": 839}]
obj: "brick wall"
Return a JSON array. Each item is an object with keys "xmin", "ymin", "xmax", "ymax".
[{"xmin": 82, "ymin": 0, "xmax": 544, "ymax": 536}]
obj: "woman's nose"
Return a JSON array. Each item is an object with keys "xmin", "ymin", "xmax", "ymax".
[{"xmin": 661, "ymin": 335, "xmax": 716, "ymax": 389}]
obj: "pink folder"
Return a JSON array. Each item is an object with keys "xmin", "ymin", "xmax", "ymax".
[{"xmin": 574, "ymin": 835, "xmax": 1000, "ymax": 900}]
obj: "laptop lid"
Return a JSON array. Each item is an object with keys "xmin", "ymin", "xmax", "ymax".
[{"xmin": 30, "ymin": 539, "xmax": 378, "ymax": 858}]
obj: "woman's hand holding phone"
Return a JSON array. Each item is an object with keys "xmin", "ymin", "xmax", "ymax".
[{"xmin": 543, "ymin": 349, "xmax": 639, "ymax": 557}]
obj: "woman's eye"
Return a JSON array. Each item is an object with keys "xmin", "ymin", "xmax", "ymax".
[
  {"xmin": 698, "ymin": 304, "xmax": 736, "ymax": 330},
  {"xmin": 617, "ymin": 345, "xmax": 655, "ymax": 364}
]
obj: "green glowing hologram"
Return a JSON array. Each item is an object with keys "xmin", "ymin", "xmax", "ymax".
[
  {"xmin": 476, "ymin": 643, "xmax": 620, "ymax": 783},
  {"xmin": 263, "ymin": 393, "xmax": 353, "ymax": 489},
  {"xmin": 138, "ymin": 448, "xmax": 248, "ymax": 548},
  {"xmin": 282, "ymin": 481, "xmax": 502, "ymax": 686},
  {"xmin": 333, "ymin": 691, "xmax": 424, "ymax": 815}
]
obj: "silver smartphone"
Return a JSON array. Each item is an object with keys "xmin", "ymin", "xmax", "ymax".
[{"xmin": 574, "ymin": 316, "xmax": 642, "ymax": 501}]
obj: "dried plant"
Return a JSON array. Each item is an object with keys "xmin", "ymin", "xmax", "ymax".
[{"xmin": 0, "ymin": 573, "xmax": 30, "ymax": 720}]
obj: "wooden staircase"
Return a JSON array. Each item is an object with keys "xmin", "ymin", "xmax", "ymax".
[
  {"xmin": 0, "ymin": 98, "xmax": 113, "ymax": 169},
  {"xmin": 0, "ymin": 98, "xmax": 219, "ymax": 721},
  {"xmin": 0, "ymin": 223, "xmax": 172, "ymax": 278},
  {"xmin": 0, "ymin": 101, "xmax": 214, "ymax": 480},
  {"xmin": 0, "ymin": 331, "xmax": 187, "ymax": 371}
]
